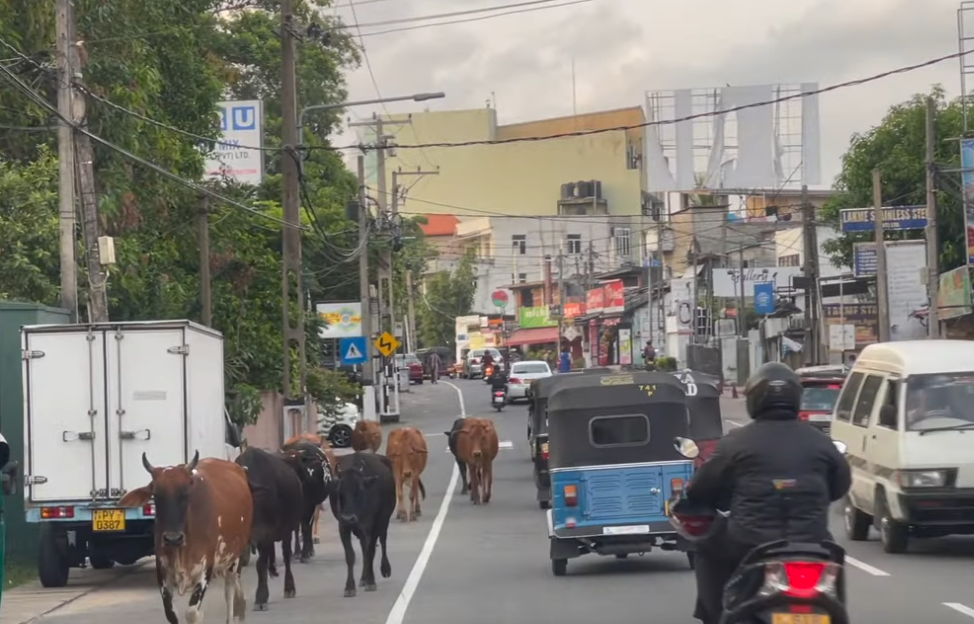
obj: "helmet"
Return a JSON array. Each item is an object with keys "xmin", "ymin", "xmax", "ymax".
[{"xmin": 744, "ymin": 362, "xmax": 803, "ymax": 419}]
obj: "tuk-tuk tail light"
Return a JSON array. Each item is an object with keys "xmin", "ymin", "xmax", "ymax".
[
  {"xmin": 564, "ymin": 484, "xmax": 578, "ymax": 506},
  {"xmin": 540, "ymin": 443, "xmax": 549, "ymax": 460},
  {"xmin": 40, "ymin": 506, "xmax": 74, "ymax": 519},
  {"xmin": 671, "ymin": 478, "xmax": 684, "ymax": 494}
]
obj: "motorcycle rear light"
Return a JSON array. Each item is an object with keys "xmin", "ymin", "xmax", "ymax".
[
  {"xmin": 760, "ymin": 561, "xmax": 840, "ymax": 600},
  {"xmin": 142, "ymin": 503, "xmax": 156, "ymax": 516},
  {"xmin": 564, "ymin": 484, "xmax": 578, "ymax": 507},
  {"xmin": 670, "ymin": 478, "xmax": 684, "ymax": 494},
  {"xmin": 41, "ymin": 506, "xmax": 75, "ymax": 519}
]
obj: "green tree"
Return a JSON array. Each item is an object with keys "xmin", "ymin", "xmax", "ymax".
[
  {"xmin": 417, "ymin": 252, "xmax": 476, "ymax": 349},
  {"xmin": 821, "ymin": 87, "xmax": 966, "ymax": 271}
]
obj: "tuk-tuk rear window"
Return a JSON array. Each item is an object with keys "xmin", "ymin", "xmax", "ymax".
[{"xmin": 589, "ymin": 414, "xmax": 650, "ymax": 448}]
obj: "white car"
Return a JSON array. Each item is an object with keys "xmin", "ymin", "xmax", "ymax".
[
  {"xmin": 506, "ymin": 360, "xmax": 553, "ymax": 402},
  {"xmin": 318, "ymin": 400, "xmax": 361, "ymax": 448}
]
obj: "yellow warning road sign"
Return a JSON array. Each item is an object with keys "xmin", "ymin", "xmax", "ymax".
[{"xmin": 375, "ymin": 331, "xmax": 401, "ymax": 357}]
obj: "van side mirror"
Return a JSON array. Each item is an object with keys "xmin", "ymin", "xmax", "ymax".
[{"xmin": 879, "ymin": 405, "xmax": 898, "ymax": 429}]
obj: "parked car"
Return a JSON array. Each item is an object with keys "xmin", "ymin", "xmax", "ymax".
[
  {"xmin": 323, "ymin": 401, "xmax": 361, "ymax": 448},
  {"xmin": 396, "ymin": 353, "xmax": 425, "ymax": 384},
  {"xmin": 506, "ymin": 360, "xmax": 553, "ymax": 402},
  {"xmin": 463, "ymin": 347, "xmax": 503, "ymax": 379}
]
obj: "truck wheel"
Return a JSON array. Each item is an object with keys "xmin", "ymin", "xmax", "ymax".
[
  {"xmin": 551, "ymin": 558, "xmax": 567, "ymax": 576},
  {"xmin": 88, "ymin": 553, "xmax": 115, "ymax": 570},
  {"xmin": 38, "ymin": 524, "xmax": 69, "ymax": 588}
]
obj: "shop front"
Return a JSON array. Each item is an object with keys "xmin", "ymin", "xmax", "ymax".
[
  {"xmin": 583, "ymin": 280, "xmax": 633, "ymax": 366},
  {"xmin": 508, "ymin": 306, "xmax": 560, "ymax": 361}
]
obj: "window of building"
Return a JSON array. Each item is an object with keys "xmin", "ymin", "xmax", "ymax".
[
  {"xmin": 518, "ymin": 273, "xmax": 527, "ymax": 283},
  {"xmin": 512, "ymin": 234, "xmax": 526, "ymax": 255},
  {"xmin": 615, "ymin": 228, "xmax": 632, "ymax": 258},
  {"xmin": 566, "ymin": 234, "xmax": 582, "ymax": 255},
  {"xmin": 778, "ymin": 254, "xmax": 800, "ymax": 267}
]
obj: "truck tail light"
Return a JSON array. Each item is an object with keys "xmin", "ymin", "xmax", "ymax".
[
  {"xmin": 41, "ymin": 506, "xmax": 75, "ymax": 519},
  {"xmin": 564, "ymin": 484, "xmax": 578, "ymax": 507},
  {"xmin": 142, "ymin": 503, "xmax": 156, "ymax": 516}
]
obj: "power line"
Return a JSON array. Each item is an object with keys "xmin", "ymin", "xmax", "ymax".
[{"xmin": 334, "ymin": 0, "xmax": 585, "ymax": 31}]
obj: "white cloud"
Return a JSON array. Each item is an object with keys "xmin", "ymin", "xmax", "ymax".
[{"xmin": 332, "ymin": 0, "xmax": 964, "ymax": 187}]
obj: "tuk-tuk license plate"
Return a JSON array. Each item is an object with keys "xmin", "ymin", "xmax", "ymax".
[
  {"xmin": 602, "ymin": 525, "xmax": 650, "ymax": 535},
  {"xmin": 92, "ymin": 509, "xmax": 126, "ymax": 532},
  {"xmin": 772, "ymin": 614, "xmax": 830, "ymax": 624}
]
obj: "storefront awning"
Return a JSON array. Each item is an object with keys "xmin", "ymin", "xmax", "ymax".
[{"xmin": 506, "ymin": 327, "xmax": 559, "ymax": 347}]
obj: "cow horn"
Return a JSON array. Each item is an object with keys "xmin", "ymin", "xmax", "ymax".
[
  {"xmin": 187, "ymin": 450, "xmax": 200, "ymax": 471},
  {"xmin": 142, "ymin": 452, "xmax": 154, "ymax": 474}
]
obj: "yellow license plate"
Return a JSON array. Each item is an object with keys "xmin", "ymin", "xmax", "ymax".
[
  {"xmin": 772, "ymin": 614, "xmax": 830, "ymax": 624},
  {"xmin": 92, "ymin": 509, "xmax": 126, "ymax": 532}
]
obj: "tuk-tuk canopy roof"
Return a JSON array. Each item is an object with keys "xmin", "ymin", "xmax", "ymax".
[
  {"xmin": 547, "ymin": 371, "xmax": 688, "ymax": 412},
  {"xmin": 529, "ymin": 367, "xmax": 614, "ymax": 401}
]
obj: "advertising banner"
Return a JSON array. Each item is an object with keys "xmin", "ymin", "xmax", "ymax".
[
  {"xmin": 839, "ymin": 206, "xmax": 927, "ymax": 233},
  {"xmin": 962, "ymin": 138, "xmax": 974, "ymax": 264},
  {"xmin": 586, "ymin": 288, "xmax": 604, "ymax": 314},
  {"xmin": 316, "ymin": 302, "xmax": 362, "ymax": 338},
  {"xmin": 519, "ymin": 306, "xmax": 557, "ymax": 329},
  {"xmin": 603, "ymin": 280, "xmax": 625, "ymax": 314},
  {"xmin": 204, "ymin": 100, "xmax": 264, "ymax": 185},
  {"xmin": 937, "ymin": 266, "xmax": 972, "ymax": 320}
]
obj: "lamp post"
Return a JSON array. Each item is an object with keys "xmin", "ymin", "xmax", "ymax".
[{"xmin": 298, "ymin": 92, "xmax": 445, "ymax": 146}]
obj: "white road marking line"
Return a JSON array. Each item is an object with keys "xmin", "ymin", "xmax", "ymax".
[
  {"xmin": 844, "ymin": 556, "xmax": 890, "ymax": 577},
  {"xmin": 945, "ymin": 603, "xmax": 974, "ymax": 618},
  {"xmin": 385, "ymin": 381, "xmax": 464, "ymax": 624}
]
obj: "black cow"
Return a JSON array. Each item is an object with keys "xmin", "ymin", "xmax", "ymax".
[
  {"xmin": 443, "ymin": 418, "xmax": 468, "ymax": 494},
  {"xmin": 281, "ymin": 439, "xmax": 333, "ymax": 563},
  {"xmin": 236, "ymin": 447, "xmax": 304, "ymax": 611},
  {"xmin": 330, "ymin": 451, "xmax": 395, "ymax": 597}
]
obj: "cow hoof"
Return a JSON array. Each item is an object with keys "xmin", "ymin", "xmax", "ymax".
[
  {"xmin": 414, "ymin": 510, "xmax": 422, "ymax": 518},
  {"xmin": 268, "ymin": 568, "xmax": 279, "ymax": 578},
  {"xmin": 344, "ymin": 588, "xmax": 356, "ymax": 598},
  {"xmin": 284, "ymin": 590, "xmax": 296, "ymax": 599},
  {"xmin": 254, "ymin": 603, "xmax": 268, "ymax": 611},
  {"xmin": 364, "ymin": 583, "xmax": 377, "ymax": 592},
  {"xmin": 381, "ymin": 562, "xmax": 392, "ymax": 578},
  {"xmin": 313, "ymin": 537, "xmax": 320, "ymax": 544},
  {"xmin": 395, "ymin": 510, "xmax": 407, "ymax": 521},
  {"xmin": 299, "ymin": 555, "xmax": 311, "ymax": 564}
]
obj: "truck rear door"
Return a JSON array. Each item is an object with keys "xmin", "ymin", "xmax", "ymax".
[
  {"xmin": 106, "ymin": 326, "xmax": 187, "ymax": 495},
  {"xmin": 24, "ymin": 329, "xmax": 109, "ymax": 503}
]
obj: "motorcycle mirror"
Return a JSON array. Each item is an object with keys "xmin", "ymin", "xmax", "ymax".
[
  {"xmin": 673, "ymin": 436, "xmax": 699, "ymax": 459},
  {"xmin": 832, "ymin": 440, "xmax": 847, "ymax": 454}
]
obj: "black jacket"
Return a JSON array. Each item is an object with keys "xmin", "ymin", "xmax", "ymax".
[{"xmin": 685, "ymin": 410, "xmax": 851, "ymax": 548}]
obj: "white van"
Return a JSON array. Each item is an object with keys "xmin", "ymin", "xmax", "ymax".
[{"xmin": 831, "ymin": 340, "xmax": 974, "ymax": 554}]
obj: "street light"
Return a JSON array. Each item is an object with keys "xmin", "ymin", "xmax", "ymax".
[{"xmin": 298, "ymin": 92, "xmax": 445, "ymax": 146}]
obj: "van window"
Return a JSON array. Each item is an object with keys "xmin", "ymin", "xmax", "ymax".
[
  {"xmin": 852, "ymin": 375, "xmax": 883, "ymax": 427},
  {"xmin": 589, "ymin": 414, "xmax": 649, "ymax": 448},
  {"xmin": 835, "ymin": 372, "xmax": 864, "ymax": 422},
  {"xmin": 904, "ymin": 372, "xmax": 974, "ymax": 431},
  {"xmin": 876, "ymin": 379, "xmax": 899, "ymax": 430}
]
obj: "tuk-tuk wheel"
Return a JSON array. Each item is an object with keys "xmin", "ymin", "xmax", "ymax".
[
  {"xmin": 687, "ymin": 551, "xmax": 697, "ymax": 569},
  {"xmin": 551, "ymin": 558, "xmax": 567, "ymax": 576},
  {"xmin": 538, "ymin": 500, "xmax": 550, "ymax": 510}
]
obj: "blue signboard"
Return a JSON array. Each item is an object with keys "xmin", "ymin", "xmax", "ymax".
[
  {"xmin": 340, "ymin": 336, "xmax": 369, "ymax": 365},
  {"xmin": 754, "ymin": 282, "xmax": 775, "ymax": 315},
  {"xmin": 840, "ymin": 206, "xmax": 927, "ymax": 232},
  {"xmin": 853, "ymin": 243, "xmax": 877, "ymax": 277}
]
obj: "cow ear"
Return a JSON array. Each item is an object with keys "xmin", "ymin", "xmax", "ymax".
[
  {"xmin": 119, "ymin": 484, "xmax": 152, "ymax": 508},
  {"xmin": 363, "ymin": 475, "xmax": 378, "ymax": 488}
]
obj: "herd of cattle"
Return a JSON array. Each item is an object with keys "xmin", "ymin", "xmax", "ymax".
[{"xmin": 118, "ymin": 417, "xmax": 500, "ymax": 624}]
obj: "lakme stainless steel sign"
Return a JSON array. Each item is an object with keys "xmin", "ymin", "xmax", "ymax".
[{"xmin": 839, "ymin": 206, "xmax": 927, "ymax": 233}]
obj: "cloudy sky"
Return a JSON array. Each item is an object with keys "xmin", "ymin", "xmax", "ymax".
[{"xmin": 330, "ymin": 0, "xmax": 966, "ymax": 188}]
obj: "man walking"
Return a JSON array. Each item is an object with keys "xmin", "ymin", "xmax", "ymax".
[
  {"xmin": 429, "ymin": 351, "xmax": 441, "ymax": 384},
  {"xmin": 642, "ymin": 340, "xmax": 657, "ymax": 371}
]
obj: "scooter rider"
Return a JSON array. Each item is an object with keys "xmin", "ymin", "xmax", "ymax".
[
  {"xmin": 488, "ymin": 364, "xmax": 509, "ymax": 402},
  {"xmin": 683, "ymin": 362, "xmax": 851, "ymax": 624}
]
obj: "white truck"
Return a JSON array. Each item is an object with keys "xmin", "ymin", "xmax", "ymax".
[{"xmin": 21, "ymin": 320, "xmax": 241, "ymax": 587}]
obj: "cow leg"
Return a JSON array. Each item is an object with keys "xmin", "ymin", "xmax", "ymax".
[
  {"xmin": 282, "ymin": 533, "xmax": 296, "ymax": 599},
  {"xmin": 395, "ymin": 469, "xmax": 407, "ymax": 522},
  {"xmin": 409, "ymin": 475, "xmax": 419, "ymax": 521},
  {"xmin": 253, "ymin": 542, "xmax": 272, "ymax": 611},
  {"xmin": 267, "ymin": 544, "xmax": 278, "ymax": 578},
  {"xmin": 339, "ymin": 524, "xmax": 357, "ymax": 597},
  {"xmin": 483, "ymin": 461, "xmax": 494, "ymax": 504},
  {"xmin": 301, "ymin": 513, "xmax": 315, "ymax": 561},
  {"xmin": 185, "ymin": 566, "xmax": 212, "ymax": 624},
  {"xmin": 456, "ymin": 457, "xmax": 468, "ymax": 494},
  {"xmin": 378, "ymin": 522, "xmax": 392, "ymax": 579},
  {"xmin": 312, "ymin": 506, "xmax": 321, "ymax": 544},
  {"xmin": 157, "ymin": 560, "xmax": 179, "ymax": 624},
  {"xmin": 358, "ymin": 531, "xmax": 377, "ymax": 591},
  {"xmin": 291, "ymin": 528, "xmax": 301, "ymax": 564},
  {"xmin": 225, "ymin": 560, "xmax": 245, "ymax": 623},
  {"xmin": 467, "ymin": 463, "xmax": 480, "ymax": 504}
]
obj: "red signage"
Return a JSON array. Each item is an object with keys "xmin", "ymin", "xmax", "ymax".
[
  {"xmin": 564, "ymin": 302, "xmax": 586, "ymax": 319},
  {"xmin": 603, "ymin": 280, "xmax": 625, "ymax": 314},
  {"xmin": 586, "ymin": 288, "xmax": 604, "ymax": 313}
]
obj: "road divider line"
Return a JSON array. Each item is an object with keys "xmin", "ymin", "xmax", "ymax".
[
  {"xmin": 385, "ymin": 381, "xmax": 464, "ymax": 624},
  {"xmin": 945, "ymin": 603, "xmax": 974, "ymax": 618},
  {"xmin": 844, "ymin": 556, "xmax": 890, "ymax": 577}
]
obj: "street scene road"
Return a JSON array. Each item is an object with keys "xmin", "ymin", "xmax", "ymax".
[{"xmin": 6, "ymin": 379, "xmax": 974, "ymax": 624}]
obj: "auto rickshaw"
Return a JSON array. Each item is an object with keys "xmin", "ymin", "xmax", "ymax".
[
  {"xmin": 527, "ymin": 368, "xmax": 612, "ymax": 510},
  {"xmin": 545, "ymin": 371, "xmax": 697, "ymax": 576},
  {"xmin": 671, "ymin": 369, "xmax": 725, "ymax": 465}
]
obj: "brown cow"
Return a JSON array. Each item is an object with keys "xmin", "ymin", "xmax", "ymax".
[
  {"xmin": 351, "ymin": 420, "xmax": 382, "ymax": 452},
  {"xmin": 120, "ymin": 452, "xmax": 253, "ymax": 624},
  {"xmin": 385, "ymin": 427, "xmax": 428, "ymax": 522},
  {"xmin": 454, "ymin": 418, "xmax": 499, "ymax": 505}
]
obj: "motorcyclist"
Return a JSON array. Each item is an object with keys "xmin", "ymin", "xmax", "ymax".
[
  {"xmin": 683, "ymin": 362, "xmax": 851, "ymax": 624},
  {"xmin": 488, "ymin": 364, "xmax": 509, "ymax": 402},
  {"xmin": 480, "ymin": 350, "xmax": 495, "ymax": 378}
]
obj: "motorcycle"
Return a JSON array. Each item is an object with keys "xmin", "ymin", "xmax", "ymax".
[
  {"xmin": 483, "ymin": 364, "xmax": 494, "ymax": 382},
  {"xmin": 668, "ymin": 436, "xmax": 850, "ymax": 624},
  {"xmin": 491, "ymin": 388, "xmax": 506, "ymax": 411}
]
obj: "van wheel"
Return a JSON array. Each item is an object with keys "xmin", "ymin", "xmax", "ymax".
[
  {"xmin": 38, "ymin": 524, "xmax": 69, "ymax": 588},
  {"xmin": 843, "ymin": 498, "xmax": 872, "ymax": 541},
  {"xmin": 551, "ymin": 558, "xmax": 567, "ymax": 576},
  {"xmin": 876, "ymin": 493, "xmax": 909, "ymax": 554},
  {"xmin": 88, "ymin": 553, "xmax": 115, "ymax": 570}
]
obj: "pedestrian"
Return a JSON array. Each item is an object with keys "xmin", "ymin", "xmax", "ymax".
[
  {"xmin": 642, "ymin": 340, "xmax": 657, "ymax": 371},
  {"xmin": 429, "ymin": 351, "xmax": 441, "ymax": 384},
  {"xmin": 558, "ymin": 346, "xmax": 572, "ymax": 373}
]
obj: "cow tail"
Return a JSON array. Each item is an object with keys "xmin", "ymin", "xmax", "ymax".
[{"xmin": 418, "ymin": 477, "xmax": 426, "ymax": 500}]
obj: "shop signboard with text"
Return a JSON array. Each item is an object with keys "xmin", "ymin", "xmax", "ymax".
[
  {"xmin": 563, "ymin": 301, "xmax": 586, "ymax": 319},
  {"xmin": 603, "ymin": 280, "xmax": 625, "ymax": 314},
  {"xmin": 586, "ymin": 288, "xmax": 604, "ymax": 314},
  {"xmin": 937, "ymin": 266, "xmax": 972, "ymax": 320},
  {"xmin": 518, "ymin": 306, "xmax": 558, "ymax": 329}
]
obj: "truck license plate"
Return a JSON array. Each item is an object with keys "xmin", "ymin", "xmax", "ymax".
[
  {"xmin": 772, "ymin": 614, "xmax": 830, "ymax": 624},
  {"xmin": 92, "ymin": 509, "xmax": 126, "ymax": 532}
]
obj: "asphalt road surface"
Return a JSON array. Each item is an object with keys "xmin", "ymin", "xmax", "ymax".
[{"xmin": 7, "ymin": 377, "xmax": 974, "ymax": 623}]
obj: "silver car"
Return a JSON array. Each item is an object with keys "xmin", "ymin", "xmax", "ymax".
[
  {"xmin": 464, "ymin": 347, "xmax": 503, "ymax": 379},
  {"xmin": 506, "ymin": 360, "xmax": 553, "ymax": 402}
]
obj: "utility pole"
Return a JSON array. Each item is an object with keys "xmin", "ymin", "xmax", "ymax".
[
  {"xmin": 405, "ymin": 271, "xmax": 417, "ymax": 352},
  {"xmin": 70, "ymin": 33, "xmax": 109, "ymax": 322},
  {"xmin": 737, "ymin": 245, "xmax": 747, "ymax": 338},
  {"xmin": 280, "ymin": 0, "xmax": 307, "ymax": 409},
  {"xmin": 199, "ymin": 195, "xmax": 212, "ymax": 327},
  {"xmin": 689, "ymin": 243, "xmax": 698, "ymax": 344},
  {"xmin": 873, "ymin": 169, "xmax": 891, "ymax": 343},
  {"xmin": 925, "ymin": 97, "xmax": 940, "ymax": 338},
  {"xmin": 801, "ymin": 184, "xmax": 820, "ymax": 363},
  {"xmin": 557, "ymin": 252, "xmax": 565, "ymax": 361},
  {"xmin": 56, "ymin": 0, "xmax": 77, "ymax": 319},
  {"xmin": 390, "ymin": 167, "xmax": 438, "ymax": 343},
  {"xmin": 357, "ymin": 154, "xmax": 376, "ymax": 421}
]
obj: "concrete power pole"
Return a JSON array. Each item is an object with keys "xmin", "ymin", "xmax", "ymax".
[
  {"xmin": 198, "ymin": 195, "xmax": 212, "ymax": 327},
  {"xmin": 56, "ymin": 0, "xmax": 77, "ymax": 319},
  {"xmin": 801, "ymin": 184, "xmax": 821, "ymax": 363},
  {"xmin": 557, "ymin": 252, "xmax": 565, "ymax": 360},
  {"xmin": 873, "ymin": 169, "xmax": 891, "ymax": 343},
  {"xmin": 357, "ymin": 154, "xmax": 376, "ymax": 421},
  {"xmin": 280, "ymin": 0, "xmax": 307, "ymax": 409},
  {"xmin": 925, "ymin": 97, "xmax": 940, "ymax": 338}
]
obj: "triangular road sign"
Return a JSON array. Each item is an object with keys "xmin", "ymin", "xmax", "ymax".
[{"xmin": 344, "ymin": 342, "xmax": 363, "ymax": 360}]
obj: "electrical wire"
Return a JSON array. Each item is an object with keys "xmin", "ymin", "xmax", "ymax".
[{"xmin": 333, "ymin": 0, "xmax": 587, "ymax": 31}]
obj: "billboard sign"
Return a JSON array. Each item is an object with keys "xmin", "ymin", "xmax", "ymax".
[
  {"xmin": 839, "ymin": 206, "xmax": 926, "ymax": 233},
  {"xmin": 316, "ymin": 302, "xmax": 362, "ymax": 339},
  {"xmin": 204, "ymin": 100, "xmax": 265, "ymax": 185},
  {"xmin": 962, "ymin": 138, "xmax": 974, "ymax": 264},
  {"xmin": 753, "ymin": 282, "xmax": 775, "ymax": 315}
]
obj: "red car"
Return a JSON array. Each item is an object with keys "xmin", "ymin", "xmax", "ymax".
[
  {"xmin": 799, "ymin": 375, "xmax": 845, "ymax": 434},
  {"xmin": 397, "ymin": 354, "xmax": 425, "ymax": 384}
]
